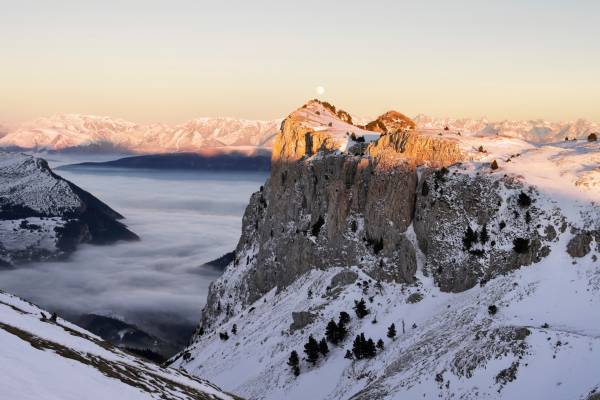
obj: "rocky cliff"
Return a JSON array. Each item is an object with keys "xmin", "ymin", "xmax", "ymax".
[
  {"xmin": 0, "ymin": 152, "xmax": 138, "ymax": 266},
  {"xmin": 199, "ymin": 100, "xmax": 557, "ymax": 326},
  {"xmin": 174, "ymin": 100, "xmax": 600, "ymax": 400}
]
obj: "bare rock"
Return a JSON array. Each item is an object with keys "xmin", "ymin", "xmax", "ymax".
[
  {"xmin": 330, "ymin": 270, "xmax": 358, "ymax": 288},
  {"xmin": 406, "ymin": 292, "xmax": 424, "ymax": 304},
  {"xmin": 414, "ymin": 169, "xmax": 555, "ymax": 292},
  {"xmin": 290, "ymin": 311, "xmax": 316, "ymax": 332},
  {"xmin": 567, "ymin": 231, "xmax": 599, "ymax": 258}
]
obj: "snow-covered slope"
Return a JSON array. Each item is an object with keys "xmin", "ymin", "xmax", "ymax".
[
  {"xmin": 0, "ymin": 152, "xmax": 138, "ymax": 266},
  {"xmin": 414, "ymin": 114, "xmax": 600, "ymax": 144},
  {"xmin": 0, "ymin": 114, "xmax": 281, "ymax": 154},
  {"xmin": 0, "ymin": 290, "xmax": 238, "ymax": 400},
  {"xmin": 172, "ymin": 101, "xmax": 600, "ymax": 400}
]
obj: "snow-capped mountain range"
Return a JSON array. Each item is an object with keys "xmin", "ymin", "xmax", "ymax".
[
  {"xmin": 413, "ymin": 114, "xmax": 600, "ymax": 144},
  {"xmin": 0, "ymin": 114, "xmax": 282, "ymax": 154},
  {"xmin": 0, "ymin": 112, "xmax": 598, "ymax": 154}
]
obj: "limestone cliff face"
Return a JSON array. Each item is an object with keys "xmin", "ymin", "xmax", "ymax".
[
  {"xmin": 271, "ymin": 109, "xmax": 341, "ymax": 165},
  {"xmin": 368, "ymin": 130, "xmax": 464, "ymax": 168},
  {"xmin": 199, "ymin": 100, "xmax": 553, "ymax": 327},
  {"xmin": 204, "ymin": 102, "xmax": 474, "ymax": 323}
]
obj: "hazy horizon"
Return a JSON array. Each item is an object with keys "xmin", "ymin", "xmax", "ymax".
[{"xmin": 2, "ymin": 1, "xmax": 600, "ymax": 124}]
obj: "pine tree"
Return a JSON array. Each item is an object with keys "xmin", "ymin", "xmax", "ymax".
[
  {"xmin": 318, "ymin": 338, "xmax": 329, "ymax": 356},
  {"xmin": 304, "ymin": 335, "xmax": 320, "ymax": 365},
  {"xmin": 491, "ymin": 160, "xmax": 499, "ymax": 170},
  {"xmin": 336, "ymin": 321, "xmax": 348, "ymax": 342},
  {"xmin": 352, "ymin": 334, "xmax": 364, "ymax": 359},
  {"xmin": 480, "ymin": 224, "xmax": 489, "ymax": 244},
  {"xmin": 365, "ymin": 338, "xmax": 376, "ymax": 358},
  {"xmin": 288, "ymin": 350, "xmax": 299, "ymax": 368},
  {"xmin": 325, "ymin": 319, "xmax": 340, "ymax": 344},
  {"xmin": 344, "ymin": 349, "xmax": 353, "ymax": 359},
  {"xmin": 287, "ymin": 351, "xmax": 300, "ymax": 376},
  {"xmin": 377, "ymin": 339, "xmax": 384, "ymax": 350},
  {"xmin": 421, "ymin": 180, "xmax": 429, "ymax": 196},
  {"xmin": 463, "ymin": 226, "xmax": 478, "ymax": 250},
  {"xmin": 387, "ymin": 323, "xmax": 396, "ymax": 340},
  {"xmin": 231, "ymin": 324, "xmax": 237, "ymax": 335},
  {"xmin": 518, "ymin": 191, "xmax": 532, "ymax": 207},
  {"xmin": 353, "ymin": 298, "xmax": 369, "ymax": 319},
  {"xmin": 339, "ymin": 311, "xmax": 351, "ymax": 325}
]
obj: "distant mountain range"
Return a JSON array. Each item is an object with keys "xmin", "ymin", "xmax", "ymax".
[
  {"xmin": 1, "ymin": 113, "xmax": 598, "ymax": 155},
  {"xmin": 0, "ymin": 114, "xmax": 281, "ymax": 154},
  {"xmin": 60, "ymin": 151, "xmax": 271, "ymax": 172},
  {"xmin": 413, "ymin": 114, "xmax": 600, "ymax": 143}
]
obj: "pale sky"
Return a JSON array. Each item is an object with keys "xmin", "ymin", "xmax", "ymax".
[{"xmin": 1, "ymin": 0, "xmax": 599, "ymax": 124}]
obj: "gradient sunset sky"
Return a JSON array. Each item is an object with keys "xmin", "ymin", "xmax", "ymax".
[{"xmin": 2, "ymin": 0, "xmax": 599, "ymax": 124}]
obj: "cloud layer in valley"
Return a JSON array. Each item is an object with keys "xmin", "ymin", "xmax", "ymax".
[{"xmin": 0, "ymin": 166, "xmax": 267, "ymax": 344}]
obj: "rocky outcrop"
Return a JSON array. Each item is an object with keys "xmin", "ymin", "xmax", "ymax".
[
  {"xmin": 413, "ymin": 169, "xmax": 560, "ymax": 292},
  {"xmin": 199, "ymin": 103, "xmax": 454, "ymax": 329},
  {"xmin": 177, "ymin": 101, "xmax": 600, "ymax": 400},
  {"xmin": 290, "ymin": 311, "xmax": 316, "ymax": 332},
  {"xmin": 368, "ymin": 130, "xmax": 464, "ymax": 168},
  {"xmin": 0, "ymin": 152, "xmax": 138, "ymax": 265},
  {"xmin": 567, "ymin": 230, "xmax": 599, "ymax": 258},
  {"xmin": 218, "ymin": 153, "xmax": 418, "ymax": 309},
  {"xmin": 271, "ymin": 113, "xmax": 340, "ymax": 165},
  {"xmin": 330, "ymin": 269, "xmax": 359, "ymax": 288},
  {"xmin": 198, "ymin": 100, "xmax": 557, "ymax": 328},
  {"xmin": 364, "ymin": 111, "xmax": 417, "ymax": 133}
]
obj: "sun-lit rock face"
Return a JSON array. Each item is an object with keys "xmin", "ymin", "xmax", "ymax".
[
  {"xmin": 200, "ymin": 101, "xmax": 480, "ymax": 326},
  {"xmin": 368, "ymin": 130, "xmax": 464, "ymax": 168},
  {"xmin": 272, "ymin": 100, "xmax": 463, "ymax": 168},
  {"xmin": 365, "ymin": 110, "xmax": 417, "ymax": 133}
]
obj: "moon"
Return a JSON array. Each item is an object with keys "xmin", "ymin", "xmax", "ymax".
[{"xmin": 316, "ymin": 86, "xmax": 325, "ymax": 96}]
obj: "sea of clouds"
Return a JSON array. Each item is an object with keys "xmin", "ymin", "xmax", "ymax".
[{"xmin": 0, "ymin": 165, "xmax": 267, "ymax": 345}]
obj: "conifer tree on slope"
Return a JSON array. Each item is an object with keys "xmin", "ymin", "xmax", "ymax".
[
  {"xmin": 318, "ymin": 338, "xmax": 329, "ymax": 356},
  {"xmin": 325, "ymin": 319, "xmax": 340, "ymax": 344},
  {"xmin": 304, "ymin": 335, "xmax": 320, "ymax": 365},
  {"xmin": 387, "ymin": 323, "xmax": 397, "ymax": 340},
  {"xmin": 287, "ymin": 351, "xmax": 300, "ymax": 376},
  {"xmin": 353, "ymin": 298, "xmax": 369, "ymax": 319}
]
